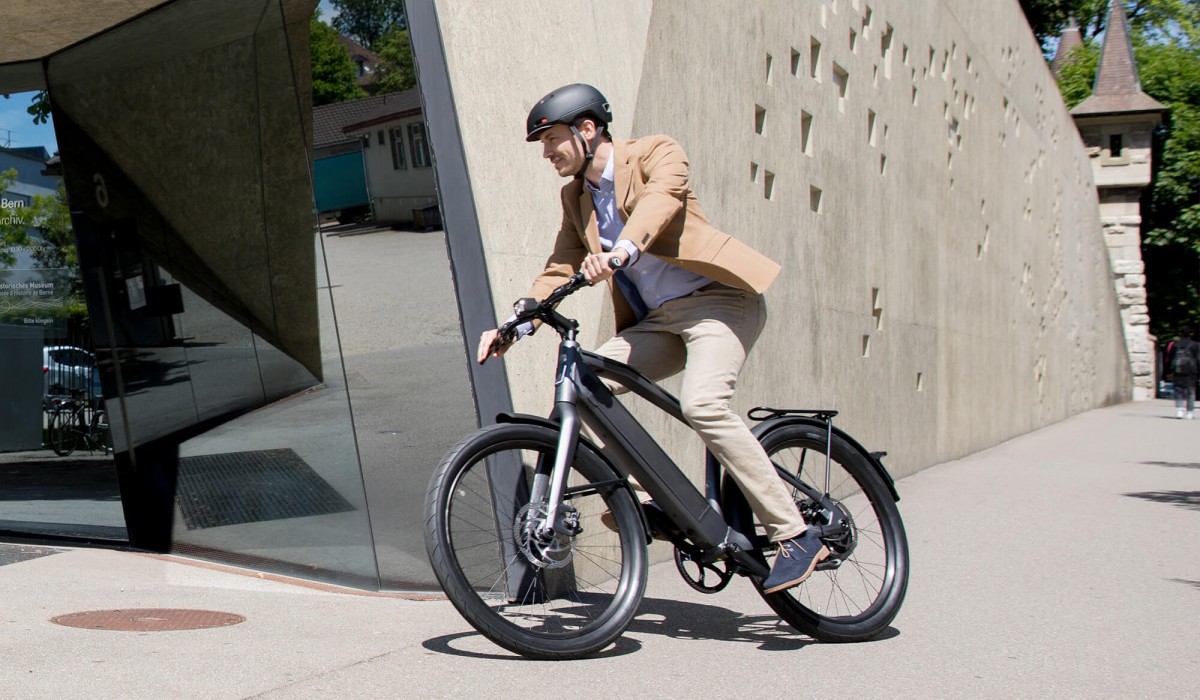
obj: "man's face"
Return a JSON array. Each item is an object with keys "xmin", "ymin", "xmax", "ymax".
[{"xmin": 539, "ymin": 124, "xmax": 584, "ymax": 178}]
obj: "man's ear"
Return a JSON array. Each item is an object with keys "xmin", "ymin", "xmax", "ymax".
[{"xmin": 578, "ymin": 118, "xmax": 599, "ymax": 140}]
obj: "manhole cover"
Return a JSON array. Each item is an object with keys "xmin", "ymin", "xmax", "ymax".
[{"xmin": 51, "ymin": 608, "xmax": 245, "ymax": 632}]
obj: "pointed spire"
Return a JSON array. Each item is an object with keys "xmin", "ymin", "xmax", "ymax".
[
  {"xmin": 1072, "ymin": 1, "xmax": 1165, "ymax": 116},
  {"xmin": 1093, "ymin": 1, "xmax": 1140, "ymax": 95},
  {"xmin": 1051, "ymin": 16, "xmax": 1084, "ymax": 75}
]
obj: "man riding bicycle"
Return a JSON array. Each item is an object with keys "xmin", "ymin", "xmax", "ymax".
[{"xmin": 477, "ymin": 83, "xmax": 827, "ymax": 593}]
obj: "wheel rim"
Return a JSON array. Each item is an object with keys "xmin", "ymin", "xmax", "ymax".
[
  {"xmin": 441, "ymin": 438, "xmax": 638, "ymax": 640},
  {"xmin": 762, "ymin": 438, "xmax": 898, "ymax": 623}
]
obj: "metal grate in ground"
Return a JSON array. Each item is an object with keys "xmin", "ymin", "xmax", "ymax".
[{"xmin": 176, "ymin": 448, "xmax": 354, "ymax": 530}]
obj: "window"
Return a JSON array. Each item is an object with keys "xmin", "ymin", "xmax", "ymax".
[
  {"xmin": 1109, "ymin": 133, "xmax": 1123, "ymax": 157},
  {"xmin": 389, "ymin": 126, "xmax": 407, "ymax": 170},
  {"xmin": 409, "ymin": 122, "xmax": 430, "ymax": 167}
]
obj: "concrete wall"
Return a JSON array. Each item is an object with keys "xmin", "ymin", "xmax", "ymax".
[{"xmin": 431, "ymin": 0, "xmax": 1131, "ymax": 482}]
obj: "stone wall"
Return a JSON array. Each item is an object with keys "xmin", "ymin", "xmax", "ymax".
[{"xmin": 430, "ymin": 0, "xmax": 1131, "ymax": 481}]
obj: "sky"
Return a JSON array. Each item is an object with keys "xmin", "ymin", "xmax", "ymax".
[
  {"xmin": 0, "ymin": 93, "xmax": 56, "ymax": 155},
  {"xmin": 1, "ymin": 1, "xmax": 340, "ymax": 157}
]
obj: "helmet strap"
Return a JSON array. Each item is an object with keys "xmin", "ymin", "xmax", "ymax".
[{"xmin": 569, "ymin": 123, "xmax": 604, "ymax": 179}]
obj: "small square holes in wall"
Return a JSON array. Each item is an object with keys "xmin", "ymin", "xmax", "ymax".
[
  {"xmin": 832, "ymin": 63, "xmax": 849, "ymax": 111},
  {"xmin": 880, "ymin": 153, "xmax": 887, "ymax": 175},
  {"xmin": 871, "ymin": 287, "xmax": 883, "ymax": 330},
  {"xmin": 861, "ymin": 334, "xmax": 871, "ymax": 358},
  {"xmin": 791, "ymin": 48, "xmax": 802, "ymax": 76},
  {"xmin": 751, "ymin": 161, "xmax": 759, "ymax": 182},
  {"xmin": 801, "ymin": 111, "xmax": 813, "ymax": 155},
  {"xmin": 810, "ymin": 185, "xmax": 823, "ymax": 213},
  {"xmin": 916, "ymin": 372, "xmax": 924, "ymax": 392},
  {"xmin": 763, "ymin": 170, "xmax": 776, "ymax": 200},
  {"xmin": 850, "ymin": 28, "xmax": 858, "ymax": 53},
  {"xmin": 881, "ymin": 24, "xmax": 894, "ymax": 79},
  {"xmin": 867, "ymin": 109, "xmax": 877, "ymax": 146},
  {"xmin": 755, "ymin": 105, "xmax": 767, "ymax": 135},
  {"xmin": 765, "ymin": 53, "xmax": 774, "ymax": 84},
  {"xmin": 810, "ymin": 38, "xmax": 822, "ymax": 81}
]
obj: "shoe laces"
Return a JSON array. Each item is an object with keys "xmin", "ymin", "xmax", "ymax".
[{"xmin": 777, "ymin": 538, "xmax": 809, "ymax": 558}]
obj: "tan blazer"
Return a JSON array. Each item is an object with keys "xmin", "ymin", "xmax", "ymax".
[{"xmin": 528, "ymin": 135, "xmax": 781, "ymax": 331}]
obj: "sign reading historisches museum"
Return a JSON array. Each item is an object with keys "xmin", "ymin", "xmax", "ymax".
[{"xmin": 0, "ymin": 267, "xmax": 73, "ymax": 331}]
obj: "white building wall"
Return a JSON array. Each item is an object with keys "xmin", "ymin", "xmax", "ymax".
[
  {"xmin": 350, "ymin": 115, "xmax": 437, "ymax": 224},
  {"xmin": 433, "ymin": 0, "xmax": 1131, "ymax": 481}
]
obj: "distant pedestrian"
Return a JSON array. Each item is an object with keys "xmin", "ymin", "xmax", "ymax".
[{"xmin": 1165, "ymin": 325, "xmax": 1199, "ymax": 419}]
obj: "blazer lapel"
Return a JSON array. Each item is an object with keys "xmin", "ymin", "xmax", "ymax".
[
  {"xmin": 613, "ymin": 139, "xmax": 635, "ymax": 222},
  {"xmin": 578, "ymin": 188, "xmax": 602, "ymax": 254}
]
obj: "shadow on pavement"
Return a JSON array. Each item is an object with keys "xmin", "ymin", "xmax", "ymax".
[
  {"xmin": 0, "ymin": 456, "xmax": 120, "ymax": 501},
  {"xmin": 1123, "ymin": 490, "xmax": 1200, "ymax": 512},
  {"xmin": 420, "ymin": 594, "xmax": 902, "ymax": 659},
  {"xmin": 1139, "ymin": 460, "xmax": 1200, "ymax": 470}
]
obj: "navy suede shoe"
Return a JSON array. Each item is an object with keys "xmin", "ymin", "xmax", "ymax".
[{"xmin": 762, "ymin": 529, "xmax": 830, "ymax": 594}]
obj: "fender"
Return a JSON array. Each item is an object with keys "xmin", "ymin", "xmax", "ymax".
[
  {"xmin": 495, "ymin": 412, "xmax": 657, "ymax": 543},
  {"xmin": 750, "ymin": 416, "xmax": 900, "ymax": 502}
]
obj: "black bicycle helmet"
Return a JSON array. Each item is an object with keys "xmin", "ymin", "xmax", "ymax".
[{"xmin": 525, "ymin": 83, "xmax": 612, "ymax": 142}]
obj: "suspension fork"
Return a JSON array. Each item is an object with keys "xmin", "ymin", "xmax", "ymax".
[{"xmin": 530, "ymin": 341, "xmax": 585, "ymax": 539}]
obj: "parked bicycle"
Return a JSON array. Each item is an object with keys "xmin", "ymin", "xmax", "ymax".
[
  {"xmin": 425, "ymin": 271, "xmax": 909, "ymax": 659},
  {"xmin": 47, "ymin": 396, "xmax": 112, "ymax": 457}
]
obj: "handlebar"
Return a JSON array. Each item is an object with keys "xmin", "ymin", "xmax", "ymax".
[
  {"xmin": 482, "ymin": 254, "xmax": 629, "ymax": 363},
  {"xmin": 483, "ymin": 272, "xmax": 591, "ymax": 362}
]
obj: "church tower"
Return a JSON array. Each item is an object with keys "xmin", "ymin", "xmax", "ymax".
[{"xmin": 1065, "ymin": 1, "xmax": 1167, "ymax": 400}]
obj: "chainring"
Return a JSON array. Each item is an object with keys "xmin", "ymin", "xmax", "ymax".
[{"xmin": 674, "ymin": 547, "xmax": 735, "ymax": 593}]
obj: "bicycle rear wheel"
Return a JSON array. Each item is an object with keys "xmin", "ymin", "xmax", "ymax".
[
  {"xmin": 425, "ymin": 423, "xmax": 647, "ymax": 659},
  {"xmin": 50, "ymin": 407, "xmax": 81, "ymax": 457},
  {"xmin": 89, "ymin": 408, "xmax": 112, "ymax": 454},
  {"xmin": 725, "ymin": 423, "xmax": 908, "ymax": 642}
]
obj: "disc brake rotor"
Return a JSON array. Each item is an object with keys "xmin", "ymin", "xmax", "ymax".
[{"xmin": 513, "ymin": 502, "xmax": 576, "ymax": 569}]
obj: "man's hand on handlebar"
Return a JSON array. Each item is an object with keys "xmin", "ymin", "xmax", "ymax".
[
  {"xmin": 477, "ymin": 260, "xmax": 624, "ymax": 365},
  {"xmin": 581, "ymin": 249, "xmax": 630, "ymax": 284},
  {"xmin": 477, "ymin": 328, "xmax": 512, "ymax": 364}
]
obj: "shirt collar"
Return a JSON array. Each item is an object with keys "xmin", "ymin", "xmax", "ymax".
[{"xmin": 584, "ymin": 151, "xmax": 615, "ymax": 194}]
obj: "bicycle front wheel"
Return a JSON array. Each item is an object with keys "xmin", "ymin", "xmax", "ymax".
[
  {"xmin": 727, "ymin": 423, "xmax": 909, "ymax": 642},
  {"xmin": 425, "ymin": 423, "xmax": 647, "ymax": 659}
]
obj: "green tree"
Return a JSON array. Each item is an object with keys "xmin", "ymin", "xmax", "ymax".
[
  {"xmin": 311, "ymin": 14, "xmax": 367, "ymax": 106},
  {"xmin": 375, "ymin": 27, "xmax": 416, "ymax": 93},
  {"xmin": 331, "ymin": 0, "xmax": 407, "ymax": 52}
]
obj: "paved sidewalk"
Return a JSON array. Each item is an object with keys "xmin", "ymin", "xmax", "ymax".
[{"xmin": 1, "ymin": 399, "xmax": 1197, "ymax": 699}]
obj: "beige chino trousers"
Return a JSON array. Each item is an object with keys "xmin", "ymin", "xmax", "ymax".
[{"xmin": 594, "ymin": 283, "xmax": 807, "ymax": 542}]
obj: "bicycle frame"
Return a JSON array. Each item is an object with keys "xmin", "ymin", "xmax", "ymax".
[{"xmin": 524, "ymin": 336, "xmax": 772, "ymax": 579}]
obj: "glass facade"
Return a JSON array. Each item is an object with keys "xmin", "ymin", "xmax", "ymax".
[{"xmin": 0, "ymin": 0, "xmax": 480, "ymax": 589}]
